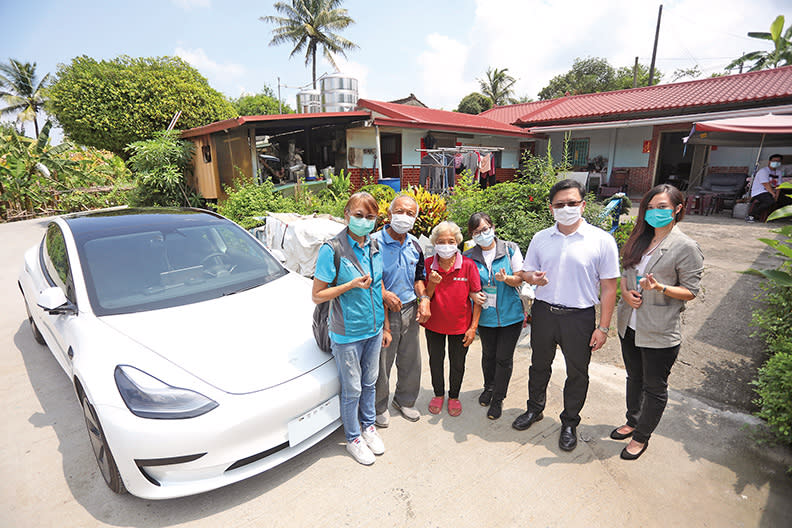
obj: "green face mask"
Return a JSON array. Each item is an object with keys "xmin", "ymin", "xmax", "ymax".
[{"xmin": 348, "ymin": 216, "xmax": 375, "ymax": 236}]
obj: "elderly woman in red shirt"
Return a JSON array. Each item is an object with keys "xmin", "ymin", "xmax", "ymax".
[{"xmin": 423, "ymin": 221, "xmax": 482, "ymax": 417}]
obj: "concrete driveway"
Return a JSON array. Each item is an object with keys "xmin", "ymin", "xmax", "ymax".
[{"xmin": 1, "ymin": 215, "xmax": 791, "ymax": 527}]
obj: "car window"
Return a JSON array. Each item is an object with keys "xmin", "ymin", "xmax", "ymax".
[
  {"xmin": 42, "ymin": 223, "xmax": 76, "ymax": 303},
  {"xmin": 77, "ymin": 218, "xmax": 288, "ymax": 315}
]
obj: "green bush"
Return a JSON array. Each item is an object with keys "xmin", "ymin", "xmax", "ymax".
[
  {"xmin": 753, "ymin": 347, "xmax": 792, "ymax": 445},
  {"xmin": 216, "ymin": 177, "xmax": 294, "ymax": 229},
  {"xmin": 358, "ymin": 183, "xmax": 396, "ymax": 204},
  {"xmin": 376, "ymin": 185, "xmax": 449, "ymax": 238}
]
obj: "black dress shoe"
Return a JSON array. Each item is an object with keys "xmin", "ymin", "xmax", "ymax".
[
  {"xmin": 487, "ymin": 399, "xmax": 502, "ymax": 420},
  {"xmin": 559, "ymin": 425, "xmax": 577, "ymax": 451},
  {"xmin": 620, "ymin": 440, "xmax": 649, "ymax": 460},
  {"xmin": 512, "ymin": 409, "xmax": 543, "ymax": 430},
  {"xmin": 478, "ymin": 388, "xmax": 493, "ymax": 406},
  {"xmin": 610, "ymin": 426, "xmax": 634, "ymax": 440}
]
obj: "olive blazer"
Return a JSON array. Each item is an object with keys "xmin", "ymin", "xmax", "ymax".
[{"xmin": 617, "ymin": 225, "xmax": 704, "ymax": 348}]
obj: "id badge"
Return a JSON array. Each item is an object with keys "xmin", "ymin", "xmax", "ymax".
[{"xmin": 483, "ymin": 285, "xmax": 497, "ymax": 309}]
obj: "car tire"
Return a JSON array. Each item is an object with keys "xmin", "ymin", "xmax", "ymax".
[
  {"xmin": 81, "ymin": 393, "xmax": 127, "ymax": 494},
  {"xmin": 23, "ymin": 297, "xmax": 46, "ymax": 345}
]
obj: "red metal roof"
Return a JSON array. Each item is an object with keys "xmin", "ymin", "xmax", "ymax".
[
  {"xmin": 180, "ymin": 111, "xmax": 371, "ymax": 138},
  {"xmin": 481, "ymin": 66, "xmax": 792, "ymax": 127},
  {"xmin": 357, "ymin": 99, "xmax": 532, "ymax": 138}
]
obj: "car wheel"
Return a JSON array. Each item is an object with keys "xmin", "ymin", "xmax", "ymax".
[
  {"xmin": 81, "ymin": 393, "xmax": 126, "ymax": 494},
  {"xmin": 23, "ymin": 297, "xmax": 46, "ymax": 345}
]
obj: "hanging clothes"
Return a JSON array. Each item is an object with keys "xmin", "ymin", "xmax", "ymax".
[{"xmin": 419, "ymin": 154, "xmax": 433, "ymax": 188}]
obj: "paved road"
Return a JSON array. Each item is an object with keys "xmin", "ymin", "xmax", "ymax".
[{"xmin": 1, "ymin": 215, "xmax": 790, "ymax": 527}]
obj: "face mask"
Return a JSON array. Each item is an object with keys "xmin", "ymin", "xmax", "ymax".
[
  {"xmin": 348, "ymin": 216, "xmax": 375, "ymax": 236},
  {"xmin": 434, "ymin": 244, "xmax": 458, "ymax": 259},
  {"xmin": 770, "ymin": 161, "xmax": 781, "ymax": 169},
  {"xmin": 644, "ymin": 208, "xmax": 675, "ymax": 228},
  {"xmin": 389, "ymin": 214, "xmax": 416, "ymax": 234},
  {"xmin": 473, "ymin": 228, "xmax": 495, "ymax": 247},
  {"xmin": 553, "ymin": 205, "xmax": 582, "ymax": 226}
]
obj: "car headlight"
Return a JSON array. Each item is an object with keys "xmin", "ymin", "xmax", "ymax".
[{"xmin": 114, "ymin": 365, "xmax": 218, "ymax": 419}]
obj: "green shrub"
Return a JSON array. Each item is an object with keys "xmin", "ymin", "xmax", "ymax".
[
  {"xmin": 753, "ymin": 347, "xmax": 792, "ymax": 445},
  {"xmin": 358, "ymin": 183, "xmax": 396, "ymax": 204},
  {"xmin": 376, "ymin": 185, "xmax": 449, "ymax": 238},
  {"xmin": 612, "ymin": 218, "xmax": 636, "ymax": 250},
  {"xmin": 216, "ymin": 177, "xmax": 293, "ymax": 229}
]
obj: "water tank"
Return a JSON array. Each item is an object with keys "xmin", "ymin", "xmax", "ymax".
[
  {"xmin": 320, "ymin": 73, "xmax": 359, "ymax": 113},
  {"xmin": 296, "ymin": 89, "xmax": 321, "ymax": 114}
]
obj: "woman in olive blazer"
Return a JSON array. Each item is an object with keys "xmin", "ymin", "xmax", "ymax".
[{"xmin": 611, "ymin": 184, "xmax": 704, "ymax": 460}]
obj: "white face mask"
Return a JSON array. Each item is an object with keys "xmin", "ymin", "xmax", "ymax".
[
  {"xmin": 434, "ymin": 244, "xmax": 458, "ymax": 259},
  {"xmin": 390, "ymin": 213, "xmax": 416, "ymax": 234},
  {"xmin": 770, "ymin": 161, "xmax": 781, "ymax": 169},
  {"xmin": 553, "ymin": 205, "xmax": 582, "ymax": 226}
]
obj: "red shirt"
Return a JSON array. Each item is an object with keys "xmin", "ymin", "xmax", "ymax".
[{"xmin": 422, "ymin": 253, "xmax": 482, "ymax": 335}]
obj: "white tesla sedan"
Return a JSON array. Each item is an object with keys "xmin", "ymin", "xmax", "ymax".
[{"xmin": 18, "ymin": 208, "xmax": 341, "ymax": 499}]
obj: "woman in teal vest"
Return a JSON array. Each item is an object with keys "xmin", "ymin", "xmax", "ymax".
[
  {"xmin": 312, "ymin": 192, "xmax": 391, "ymax": 466},
  {"xmin": 463, "ymin": 212, "xmax": 525, "ymax": 420}
]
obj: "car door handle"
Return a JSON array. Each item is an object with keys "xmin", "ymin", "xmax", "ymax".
[{"xmin": 67, "ymin": 347, "xmax": 74, "ymax": 360}]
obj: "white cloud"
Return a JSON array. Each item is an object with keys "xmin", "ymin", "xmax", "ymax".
[
  {"xmin": 171, "ymin": 0, "xmax": 211, "ymax": 10},
  {"xmin": 417, "ymin": 34, "xmax": 477, "ymax": 109},
  {"xmin": 174, "ymin": 47, "xmax": 246, "ymax": 90}
]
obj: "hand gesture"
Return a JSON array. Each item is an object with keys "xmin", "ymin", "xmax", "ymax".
[
  {"xmin": 417, "ymin": 299, "xmax": 431, "ymax": 323},
  {"xmin": 529, "ymin": 271, "xmax": 548, "ymax": 286},
  {"xmin": 428, "ymin": 270, "xmax": 443, "ymax": 284},
  {"xmin": 624, "ymin": 289, "xmax": 643, "ymax": 309},
  {"xmin": 350, "ymin": 274, "xmax": 372, "ymax": 289},
  {"xmin": 470, "ymin": 291, "xmax": 486, "ymax": 306},
  {"xmin": 641, "ymin": 273, "xmax": 660, "ymax": 292},
  {"xmin": 463, "ymin": 327, "xmax": 477, "ymax": 347},
  {"xmin": 495, "ymin": 269, "xmax": 508, "ymax": 282},
  {"xmin": 383, "ymin": 290, "xmax": 402, "ymax": 312}
]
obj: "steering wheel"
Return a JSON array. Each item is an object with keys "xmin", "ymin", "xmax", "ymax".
[{"xmin": 200, "ymin": 252, "xmax": 237, "ymax": 276}]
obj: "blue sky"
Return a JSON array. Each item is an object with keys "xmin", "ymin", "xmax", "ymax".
[{"xmin": 1, "ymin": 0, "xmax": 790, "ymax": 135}]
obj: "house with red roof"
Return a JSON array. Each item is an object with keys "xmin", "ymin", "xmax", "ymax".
[
  {"xmin": 181, "ymin": 98, "xmax": 533, "ymax": 200},
  {"xmin": 481, "ymin": 66, "xmax": 792, "ymax": 194}
]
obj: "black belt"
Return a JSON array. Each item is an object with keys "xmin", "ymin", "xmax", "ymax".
[{"xmin": 537, "ymin": 300, "xmax": 593, "ymax": 313}]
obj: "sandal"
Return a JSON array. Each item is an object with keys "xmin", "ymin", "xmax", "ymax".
[
  {"xmin": 428, "ymin": 396, "xmax": 444, "ymax": 414},
  {"xmin": 448, "ymin": 398, "xmax": 462, "ymax": 417}
]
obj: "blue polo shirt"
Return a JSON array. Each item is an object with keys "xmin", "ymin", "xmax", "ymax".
[
  {"xmin": 371, "ymin": 226, "xmax": 425, "ymax": 304},
  {"xmin": 315, "ymin": 233, "xmax": 384, "ymax": 344}
]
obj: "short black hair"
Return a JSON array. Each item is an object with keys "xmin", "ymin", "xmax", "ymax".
[
  {"xmin": 549, "ymin": 179, "xmax": 585, "ymax": 203},
  {"xmin": 769, "ymin": 153, "xmax": 783, "ymax": 161},
  {"xmin": 467, "ymin": 212, "xmax": 493, "ymax": 235}
]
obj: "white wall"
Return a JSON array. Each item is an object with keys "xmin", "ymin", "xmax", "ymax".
[
  {"xmin": 545, "ymin": 127, "xmax": 652, "ymax": 168},
  {"xmin": 614, "ymin": 126, "xmax": 652, "ymax": 167},
  {"xmin": 346, "ymin": 127, "xmax": 377, "ymax": 168},
  {"xmin": 709, "ymin": 145, "xmax": 792, "ymax": 169}
]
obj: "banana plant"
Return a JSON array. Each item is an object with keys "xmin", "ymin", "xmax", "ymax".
[{"xmin": 747, "ymin": 182, "xmax": 792, "ymax": 287}]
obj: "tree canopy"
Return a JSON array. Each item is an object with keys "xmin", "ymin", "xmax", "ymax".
[
  {"xmin": 478, "ymin": 67, "xmax": 517, "ymax": 106},
  {"xmin": 726, "ymin": 15, "xmax": 792, "ymax": 72},
  {"xmin": 456, "ymin": 92, "xmax": 492, "ymax": 115},
  {"xmin": 46, "ymin": 55, "xmax": 235, "ymax": 157},
  {"xmin": 232, "ymin": 85, "xmax": 294, "ymax": 115},
  {"xmin": 538, "ymin": 57, "xmax": 661, "ymax": 100},
  {"xmin": 261, "ymin": 0, "xmax": 358, "ymax": 88},
  {"xmin": 0, "ymin": 59, "xmax": 49, "ymax": 137}
]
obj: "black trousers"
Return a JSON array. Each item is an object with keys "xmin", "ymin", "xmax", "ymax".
[
  {"xmin": 425, "ymin": 328, "xmax": 468, "ymax": 399},
  {"xmin": 620, "ymin": 327, "xmax": 680, "ymax": 443},
  {"xmin": 527, "ymin": 300, "xmax": 595, "ymax": 427},
  {"xmin": 748, "ymin": 192, "xmax": 775, "ymax": 217},
  {"xmin": 479, "ymin": 321, "xmax": 523, "ymax": 401}
]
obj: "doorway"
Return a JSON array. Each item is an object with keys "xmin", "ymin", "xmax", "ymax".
[
  {"xmin": 380, "ymin": 133, "xmax": 402, "ymax": 179},
  {"xmin": 654, "ymin": 131, "xmax": 707, "ymax": 190}
]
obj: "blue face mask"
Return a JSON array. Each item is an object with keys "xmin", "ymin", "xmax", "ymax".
[
  {"xmin": 473, "ymin": 228, "xmax": 495, "ymax": 247},
  {"xmin": 348, "ymin": 216, "xmax": 375, "ymax": 236},
  {"xmin": 645, "ymin": 208, "xmax": 675, "ymax": 228}
]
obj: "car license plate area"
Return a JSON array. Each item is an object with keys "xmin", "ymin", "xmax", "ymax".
[{"xmin": 288, "ymin": 396, "xmax": 340, "ymax": 447}]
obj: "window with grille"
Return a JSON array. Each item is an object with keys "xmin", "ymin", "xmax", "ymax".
[{"xmin": 568, "ymin": 138, "xmax": 589, "ymax": 168}]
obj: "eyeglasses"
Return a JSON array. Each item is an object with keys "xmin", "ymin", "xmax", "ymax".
[
  {"xmin": 471, "ymin": 225, "xmax": 492, "ymax": 236},
  {"xmin": 350, "ymin": 212, "xmax": 378, "ymax": 221},
  {"xmin": 550, "ymin": 200, "xmax": 583, "ymax": 209}
]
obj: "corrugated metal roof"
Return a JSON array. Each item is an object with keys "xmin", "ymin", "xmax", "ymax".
[
  {"xmin": 357, "ymin": 99, "xmax": 531, "ymax": 137},
  {"xmin": 180, "ymin": 111, "xmax": 371, "ymax": 138},
  {"xmin": 478, "ymin": 100, "xmax": 555, "ymax": 123},
  {"xmin": 481, "ymin": 66, "xmax": 792, "ymax": 126}
]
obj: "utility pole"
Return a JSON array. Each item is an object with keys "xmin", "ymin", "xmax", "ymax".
[
  {"xmin": 633, "ymin": 56, "xmax": 639, "ymax": 88},
  {"xmin": 648, "ymin": 4, "xmax": 663, "ymax": 86},
  {"xmin": 277, "ymin": 77, "xmax": 282, "ymax": 114}
]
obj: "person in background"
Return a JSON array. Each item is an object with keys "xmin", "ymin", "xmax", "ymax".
[
  {"xmin": 611, "ymin": 184, "xmax": 703, "ymax": 460},
  {"xmin": 312, "ymin": 192, "xmax": 391, "ymax": 466},
  {"xmin": 463, "ymin": 212, "xmax": 525, "ymax": 420},
  {"xmin": 513, "ymin": 179, "xmax": 620, "ymax": 452},
  {"xmin": 372, "ymin": 194, "xmax": 431, "ymax": 427},
  {"xmin": 747, "ymin": 154, "xmax": 787, "ymax": 222},
  {"xmin": 422, "ymin": 221, "xmax": 482, "ymax": 417}
]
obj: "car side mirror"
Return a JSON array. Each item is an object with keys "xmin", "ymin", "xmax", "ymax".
[{"xmin": 37, "ymin": 287, "xmax": 77, "ymax": 315}]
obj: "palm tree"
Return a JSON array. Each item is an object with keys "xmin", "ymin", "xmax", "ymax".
[
  {"xmin": 477, "ymin": 67, "xmax": 517, "ymax": 107},
  {"xmin": 0, "ymin": 59, "xmax": 49, "ymax": 138},
  {"xmin": 261, "ymin": 0, "xmax": 358, "ymax": 88},
  {"xmin": 726, "ymin": 15, "xmax": 792, "ymax": 72}
]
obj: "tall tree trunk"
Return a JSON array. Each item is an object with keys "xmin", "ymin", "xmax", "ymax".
[
  {"xmin": 312, "ymin": 52, "xmax": 317, "ymax": 89},
  {"xmin": 33, "ymin": 115, "xmax": 39, "ymax": 139}
]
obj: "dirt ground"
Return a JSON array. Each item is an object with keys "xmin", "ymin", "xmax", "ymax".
[{"xmin": 592, "ymin": 210, "xmax": 788, "ymax": 412}]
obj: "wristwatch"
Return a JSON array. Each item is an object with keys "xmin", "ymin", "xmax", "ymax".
[
  {"xmin": 597, "ymin": 325, "xmax": 609, "ymax": 333},
  {"xmin": 661, "ymin": 285, "xmax": 667, "ymax": 294}
]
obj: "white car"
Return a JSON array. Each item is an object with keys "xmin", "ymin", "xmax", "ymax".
[{"xmin": 18, "ymin": 208, "xmax": 341, "ymax": 499}]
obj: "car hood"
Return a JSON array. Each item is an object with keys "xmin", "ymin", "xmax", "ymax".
[{"xmin": 99, "ymin": 272, "xmax": 332, "ymax": 394}]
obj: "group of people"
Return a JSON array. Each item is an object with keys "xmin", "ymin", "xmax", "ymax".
[
  {"xmin": 746, "ymin": 153, "xmax": 791, "ymax": 222},
  {"xmin": 311, "ymin": 178, "xmax": 703, "ymax": 465}
]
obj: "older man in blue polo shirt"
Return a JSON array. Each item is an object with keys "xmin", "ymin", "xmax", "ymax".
[
  {"xmin": 513, "ymin": 179, "xmax": 620, "ymax": 452},
  {"xmin": 372, "ymin": 194, "xmax": 431, "ymax": 426}
]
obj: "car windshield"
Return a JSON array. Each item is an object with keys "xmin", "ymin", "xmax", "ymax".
[{"xmin": 74, "ymin": 213, "xmax": 287, "ymax": 315}]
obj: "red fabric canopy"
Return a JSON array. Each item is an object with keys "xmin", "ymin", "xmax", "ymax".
[{"xmin": 692, "ymin": 114, "xmax": 792, "ymax": 134}]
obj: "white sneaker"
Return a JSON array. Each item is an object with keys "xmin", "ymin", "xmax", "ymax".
[
  {"xmin": 375, "ymin": 409, "xmax": 390, "ymax": 428},
  {"xmin": 361, "ymin": 425, "xmax": 386, "ymax": 455},
  {"xmin": 346, "ymin": 436, "xmax": 375, "ymax": 465},
  {"xmin": 746, "ymin": 215, "xmax": 755, "ymax": 223},
  {"xmin": 393, "ymin": 400, "xmax": 420, "ymax": 422}
]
